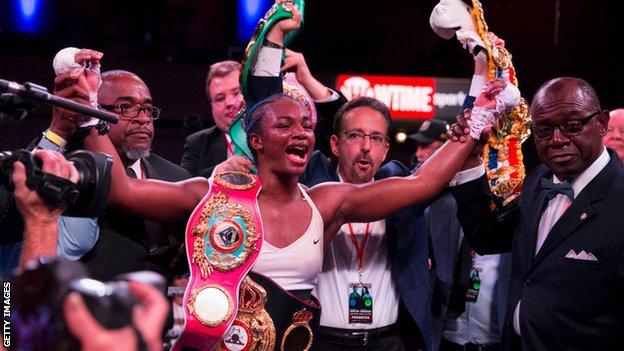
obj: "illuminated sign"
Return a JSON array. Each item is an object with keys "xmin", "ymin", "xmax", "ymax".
[{"xmin": 336, "ymin": 74, "xmax": 470, "ymax": 120}]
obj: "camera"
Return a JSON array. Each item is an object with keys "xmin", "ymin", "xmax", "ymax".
[
  {"xmin": 11, "ymin": 258, "xmax": 165, "ymax": 351},
  {"xmin": 0, "ymin": 148, "xmax": 112, "ymax": 217}
]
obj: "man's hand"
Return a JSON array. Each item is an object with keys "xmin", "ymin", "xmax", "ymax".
[
  {"xmin": 487, "ymin": 32, "xmax": 505, "ymax": 48},
  {"xmin": 281, "ymin": 49, "xmax": 313, "ymax": 85},
  {"xmin": 12, "ymin": 150, "xmax": 79, "ymax": 224},
  {"xmin": 214, "ymin": 155, "xmax": 255, "ymax": 174},
  {"xmin": 64, "ymin": 281, "xmax": 168, "ymax": 351},
  {"xmin": 281, "ymin": 49, "xmax": 332, "ymax": 101},
  {"xmin": 50, "ymin": 49, "xmax": 103, "ymax": 140},
  {"xmin": 265, "ymin": 0, "xmax": 302, "ymax": 46},
  {"xmin": 15, "ymin": 150, "xmax": 79, "ymax": 266},
  {"xmin": 448, "ymin": 109, "xmax": 472, "ymax": 143},
  {"xmin": 449, "ymin": 109, "xmax": 486, "ymax": 170}
]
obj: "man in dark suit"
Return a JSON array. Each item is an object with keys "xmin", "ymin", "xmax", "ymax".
[
  {"xmin": 300, "ymin": 97, "xmax": 431, "ymax": 351},
  {"xmin": 80, "ymin": 70, "xmax": 190, "ymax": 280},
  {"xmin": 180, "ymin": 60, "xmax": 240, "ymax": 178},
  {"xmin": 451, "ymin": 77, "xmax": 624, "ymax": 350},
  {"xmin": 414, "ymin": 118, "xmax": 511, "ymax": 351},
  {"xmin": 181, "ymin": 52, "xmax": 346, "ymax": 178}
]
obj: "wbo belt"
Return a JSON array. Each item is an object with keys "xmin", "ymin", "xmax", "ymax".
[
  {"xmin": 319, "ymin": 324, "xmax": 399, "ymax": 347},
  {"xmin": 172, "ymin": 172, "xmax": 263, "ymax": 351}
]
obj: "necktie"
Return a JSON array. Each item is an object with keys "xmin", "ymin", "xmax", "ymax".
[
  {"xmin": 541, "ymin": 178, "xmax": 574, "ymax": 200},
  {"xmin": 125, "ymin": 166, "xmax": 167, "ymax": 250}
]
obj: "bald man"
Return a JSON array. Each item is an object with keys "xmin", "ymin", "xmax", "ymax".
[
  {"xmin": 451, "ymin": 77, "xmax": 624, "ymax": 350},
  {"xmin": 79, "ymin": 70, "xmax": 191, "ymax": 280},
  {"xmin": 603, "ymin": 109, "xmax": 624, "ymax": 160}
]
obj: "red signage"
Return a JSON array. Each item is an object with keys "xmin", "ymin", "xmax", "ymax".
[{"xmin": 336, "ymin": 75, "xmax": 437, "ymax": 119}]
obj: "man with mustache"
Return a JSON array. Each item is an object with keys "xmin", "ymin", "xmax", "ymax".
[
  {"xmin": 299, "ymin": 97, "xmax": 430, "ymax": 350},
  {"xmin": 79, "ymin": 70, "xmax": 191, "ymax": 280}
]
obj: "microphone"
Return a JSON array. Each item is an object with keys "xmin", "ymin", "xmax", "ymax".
[{"xmin": 0, "ymin": 79, "xmax": 118, "ymax": 124}]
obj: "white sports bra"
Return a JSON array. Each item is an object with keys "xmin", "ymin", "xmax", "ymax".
[{"xmin": 251, "ymin": 184, "xmax": 324, "ymax": 291}]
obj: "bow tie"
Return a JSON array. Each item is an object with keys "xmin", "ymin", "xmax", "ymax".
[{"xmin": 541, "ymin": 177, "xmax": 574, "ymax": 201}]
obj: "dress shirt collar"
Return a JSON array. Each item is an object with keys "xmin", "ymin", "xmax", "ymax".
[{"xmin": 552, "ymin": 147, "xmax": 609, "ymax": 199}]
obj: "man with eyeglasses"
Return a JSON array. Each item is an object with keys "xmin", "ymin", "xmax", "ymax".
[
  {"xmin": 298, "ymin": 97, "xmax": 430, "ymax": 350},
  {"xmin": 181, "ymin": 52, "xmax": 345, "ymax": 178},
  {"xmin": 449, "ymin": 77, "xmax": 624, "ymax": 350},
  {"xmin": 79, "ymin": 70, "xmax": 191, "ymax": 280},
  {"xmin": 180, "ymin": 60, "xmax": 242, "ymax": 177}
]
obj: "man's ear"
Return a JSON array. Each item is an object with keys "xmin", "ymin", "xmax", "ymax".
[
  {"xmin": 381, "ymin": 142, "xmax": 389, "ymax": 162},
  {"xmin": 598, "ymin": 110, "xmax": 610, "ymax": 136},
  {"xmin": 330, "ymin": 134, "xmax": 340, "ymax": 158}
]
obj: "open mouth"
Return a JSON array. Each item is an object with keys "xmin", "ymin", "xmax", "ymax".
[
  {"xmin": 355, "ymin": 158, "xmax": 371, "ymax": 169},
  {"xmin": 285, "ymin": 144, "xmax": 308, "ymax": 165}
]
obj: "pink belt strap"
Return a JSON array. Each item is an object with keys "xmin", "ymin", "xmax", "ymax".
[{"xmin": 173, "ymin": 172, "xmax": 263, "ymax": 351}]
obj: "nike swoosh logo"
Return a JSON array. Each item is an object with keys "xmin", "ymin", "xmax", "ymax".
[{"xmin": 313, "ymin": 239, "xmax": 320, "ymax": 245}]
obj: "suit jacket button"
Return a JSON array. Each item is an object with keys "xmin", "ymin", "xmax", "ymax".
[{"xmin": 523, "ymin": 279, "xmax": 532, "ymax": 288}]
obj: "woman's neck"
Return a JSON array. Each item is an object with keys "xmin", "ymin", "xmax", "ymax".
[{"xmin": 258, "ymin": 168, "xmax": 301, "ymax": 203}]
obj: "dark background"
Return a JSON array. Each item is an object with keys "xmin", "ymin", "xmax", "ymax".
[{"xmin": 1, "ymin": 0, "xmax": 622, "ymax": 166}]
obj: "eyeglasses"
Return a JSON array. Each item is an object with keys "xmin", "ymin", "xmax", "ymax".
[
  {"xmin": 101, "ymin": 104, "xmax": 161, "ymax": 120},
  {"xmin": 532, "ymin": 111, "xmax": 601, "ymax": 140},
  {"xmin": 210, "ymin": 90, "xmax": 242, "ymax": 106},
  {"xmin": 341, "ymin": 130, "xmax": 389, "ymax": 145}
]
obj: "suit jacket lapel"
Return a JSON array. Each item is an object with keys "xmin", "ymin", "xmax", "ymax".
[
  {"xmin": 527, "ymin": 156, "xmax": 617, "ymax": 274},
  {"xmin": 213, "ymin": 131, "xmax": 228, "ymax": 163},
  {"xmin": 525, "ymin": 189, "xmax": 548, "ymax": 269}
]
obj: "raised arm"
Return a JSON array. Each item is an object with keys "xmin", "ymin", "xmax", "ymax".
[
  {"xmin": 312, "ymin": 136, "xmax": 475, "ymax": 230},
  {"xmin": 83, "ymin": 130, "xmax": 207, "ymax": 221},
  {"xmin": 312, "ymin": 79, "xmax": 515, "ymax": 239}
]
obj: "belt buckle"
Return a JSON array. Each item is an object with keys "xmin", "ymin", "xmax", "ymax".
[{"xmin": 351, "ymin": 331, "xmax": 369, "ymax": 346}]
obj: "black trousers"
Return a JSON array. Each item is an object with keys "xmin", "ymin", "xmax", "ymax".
[{"xmin": 318, "ymin": 333, "xmax": 405, "ymax": 351}]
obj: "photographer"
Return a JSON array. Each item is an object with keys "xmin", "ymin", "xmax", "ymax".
[
  {"xmin": 11, "ymin": 149, "xmax": 79, "ymax": 267},
  {"xmin": 8, "ymin": 149, "xmax": 167, "ymax": 351},
  {"xmin": 63, "ymin": 281, "xmax": 168, "ymax": 351},
  {"xmin": 0, "ymin": 50, "xmax": 103, "ymax": 278}
]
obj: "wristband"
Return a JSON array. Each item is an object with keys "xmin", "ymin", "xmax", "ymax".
[
  {"xmin": 468, "ymin": 106, "xmax": 496, "ymax": 140},
  {"xmin": 263, "ymin": 38, "xmax": 284, "ymax": 49},
  {"xmin": 42, "ymin": 129, "xmax": 67, "ymax": 148}
]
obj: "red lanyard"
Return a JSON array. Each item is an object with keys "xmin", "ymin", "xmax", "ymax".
[
  {"xmin": 347, "ymin": 222, "xmax": 370, "ymax": 272},
  {"xmin": 225, "ymin": 136, "xmax": 234, "ymax": 156}
]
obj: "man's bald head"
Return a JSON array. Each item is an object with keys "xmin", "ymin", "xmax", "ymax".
[
  {"xmin": 530, "ymin": 77, "xmax": 609, "ymax": 180},
  {"xmin": 531, "ymin": 77, "xmax": 601, "ymax": 115},
  {"xmin": 99, "ymin": 70, "xmax": 147, "ymax": 97}
]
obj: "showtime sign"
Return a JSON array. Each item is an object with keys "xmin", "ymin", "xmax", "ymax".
[{"xmin": 336, "ymin": 74, "xmax": 468, "ymax": 120}]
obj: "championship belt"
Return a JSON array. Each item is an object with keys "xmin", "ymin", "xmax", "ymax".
[
  {"xmin": 173, "ymin": 172, "xmax": 263, "ymax": 351},
  {"xmin": 234, "ymin": 272, "xmax": 321, "ymax": 351},
  {"xmin": 229, "ymin": 0, "xmax": 306, "ymax": 162},
  {"xmin": 470, "ymin": 0, "xmax": 531, "ymax": 208}
]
